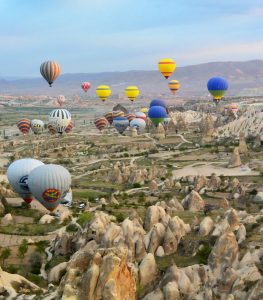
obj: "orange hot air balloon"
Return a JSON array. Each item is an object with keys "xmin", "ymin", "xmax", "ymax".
[
  {"xmin": 158, "ymin": 58, "xmax": 176, "ymax": 79},
  {"xmin": 40, "ymin": 61, "xmax": 61, "ymax": 87},
  {"xmin": 17, "ymin": 119, "xmax": 31, "ymax": 135}
]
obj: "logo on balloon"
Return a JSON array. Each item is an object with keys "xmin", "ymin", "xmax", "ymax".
[
  {"xmin": 19, "ymin": 175, "xmax": 30, "ymax": 191},
  {"xmin": 42, "ymin": 188, "xmax": 61, "ymax": 203}
]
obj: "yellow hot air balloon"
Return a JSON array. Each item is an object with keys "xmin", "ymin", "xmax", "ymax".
[
  {"xmin": 96, "ymin": 85, "xmax": 111, "ymax": 101},
  {"xmin": 158, "ymin": 58, "xmax": 176, "ymax": 79},
  {"xmin": 140, "ymin": 107, "xmax": 149, "ymax": 115},
  {"xmin": 168, "ymin": 79, "xmax": 181, "ymax": 95},
  {"xmin": 125, "ymin": 86, "xmax": 140, "ymax": 102}
]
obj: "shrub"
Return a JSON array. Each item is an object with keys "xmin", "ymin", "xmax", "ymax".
[
  {"xmin": 77, "ymin": 212, "xmax": 93, "ymax": 227},
  {"xmin": 133, "ymin": 183, "xmax": 141, "ymax": 188},
  {"xmin": 196, "ymin": 245, "xmax": 212, "ymax": 264},
  {"xmin": 29, "ymin": 252, "xmax": 43, "ymax": 274},
  {"xmin": 66, "ymin": 223, "xmax": 79, "ymax": 233}
]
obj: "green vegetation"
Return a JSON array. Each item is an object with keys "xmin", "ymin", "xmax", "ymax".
[
  {"xmin": 0, "ymin": 247, "xmax": 11, "ymax": 267},
  {"xmin": 18, "ymin": 239, "xmax": 29, "ymax": 262},
  {"xmin": 66, "ymin": 223, "xmax": 79, "ymax": 232},
  {"xmin": 77, "ymin": 212, "xmax": 93, "ymax": 227},
  {"xmin": 73, "ymin": 189, "xmax": 108, "ymax": 200},
  {"xmin": 0, "ymin": 223, "xmax": 61, "ymax": 235}
]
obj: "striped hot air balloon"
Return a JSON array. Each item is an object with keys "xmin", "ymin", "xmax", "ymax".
[
  {"xmin": 17, "ymin": 119, "xmax": 31, "ymax": 135},
  {"xmin": 48, "ymin": 123, "xmax": 57, "ymax": 135},
  {"xmin": 135, "ymin": 112, "xmax": 147, "ymax": 121},
  {"xmin": 81, "ymin": 82, "xmax": 91, "ymax": 93},
  {"xmin": 104, "ymin": 112, "xmax": 113, "ymax": 124},
  {"xmin": 125, "ymin": 113, "xmax": 136, "ymax": 122},
  {"xmin": 65, "ymin": 121, "xmax": 74, "ymax": 133},
  {"xmin": 112, "ymin": 116, "xmax": 129, "ymax": 134},
  {"xmin": 40, "ymin": 61, "xmax": 61, "ymax": 87},
  {"xmin": 96, "ymin": 85, "xmax": 111, "ymax": 101},
  {"xmin": 168, "ymin": 80, "xmax": 181, "ymax": 95},
  {"xmin": 125, "ymin": 86, "xmax": 140, "ymax": 101},
  {"xmin": 112, "ymin": 110, "xmax": 125, "ymax": 119},
  {"xmin": 48, "ymin": 109, "xmax": 71, "ymax": 134},
  {"xmin": 95, "ymin": 117, "xmax": 108, "ymax": 131},
  {"xmin": 158, "ymin": 58, "xmax": 176, "ymax": 79}
]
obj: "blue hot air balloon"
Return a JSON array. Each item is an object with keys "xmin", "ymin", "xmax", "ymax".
[
  {"xmin": 207, "ymin": 77, "xmax": 228, "ymax": 104},
  {"xmin": 130, "ymin": 118, "xmax": 146, "ymax": 134},
  {"xmin": 112, "ymin": 116, "xmax": 129, "ymax": 134},
  {"xmin": 150, "ymin": 99, "xmax": 166, "ymax": 108},
  {"xmin": 148, "ymin": 106, "xmax": 167, "ymax": 127}
]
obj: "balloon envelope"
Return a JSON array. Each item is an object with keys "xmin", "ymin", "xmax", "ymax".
[
  {"xmin": 135, "ymin": 112, "xmax": 147, "ymax": 121},
  {"xmin": 125, "ymin": 86, "xmax": 140, "ymax": 101},
  {"xmin": 150, "ymin": 99, "xmax": 166, "ymax": 108},
  {"xmin": 168, "ymin": 80, "xmax": 180, "ymax": 95},
  {"xmin": 125, "ymin": 113, "xmax": 136, "ymax": 122},
  {"xmin": 31, "ymin": 119, "xmax": 44, "ymax": 134},
  {"xmin": 65, "ymin": 121, "xmax": 73, "ymax": 133},
  {"xmin": 95, "ymin": 117, "xmax": 108, "ymax": 131},
  {"xmin": 17, "ymin": 119, "xmax": 31, "ymax": 135},
  {"xmin": 40, "ymin": 61, "xmax": 60, "ymax": 87},
  {"xmin": 112, "ymin": 116, "xmax": 129, "ymax": 134},
  {"xmin": 7, "ymin": 158, "xmax": 44, "ymax": 203},
  {"xmin": 148, "ymin": 106, "xmax": 167, "ymax": 127},
  {"xmin": 207, "ymin": 77, "xmax": 228, "ymax": 101},
  {"xmin": 158, "ymin": 58, "xmax": 176, "ymax": 79},
  {"xmin": 96, "ymin": 85, "xmax": 111, "ymax": 101},
  {"xmin": 57, "ymin": 95, "xmax": 66, "ymax": 107},
  {"xmin": 140, "ymin": 107, "xmax": 149, "ymax": 115},
  {"xmin": 48, "ymin": 109, "xmax": 71, "ymax": 134},
  {"xmin": 104, "ymin": 112, "xmax": 113, "ymax": 124},
  {"xmin": 162, "ymin": 117, "xmax": 171, "ymax": 129},
  {"xmin": 130, "ymin": 118, "xmax": 146, "ymax": 134},
  {"xmin": 28, "ymin": 164, "xmax": 71, "ymax": 212},
  {"xmin": 81, "ymin": 82, "xmax": 91, "ymax": 92}
]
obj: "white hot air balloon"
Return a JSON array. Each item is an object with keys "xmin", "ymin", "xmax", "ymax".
[
  {"xmin": 31, "ymin": 119, "xmax": 44, "ymax": 134},
  {"xmin": 48, "ymin": 109, "xmax": 71, "ymax": 134},
  {"xmin": 7, "ymin": 158, "xmax": 44, "ymax": 203},
  {"xmin": 28, "ymin": 164, "xmax": 71, "ymax": 212},
  {"xmin": 130, "ymin": 118, "xmax": 146, "ymax": 134}
]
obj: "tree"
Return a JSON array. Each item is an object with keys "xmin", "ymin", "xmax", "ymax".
[
  {"xmin": 0, "ymin": 247, "xmax": 11, "ymax": 267},
  {"xmin": 18, "ymin": 239, "xmax": 28, "ymax": 262}
]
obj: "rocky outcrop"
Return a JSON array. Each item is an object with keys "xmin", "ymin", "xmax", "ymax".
[
  {"xmin": 48, "ymin": 262, "xmax": 68, "ymax": 283},
  {"xmin": 239, "ymin": 131, "xmax": 248, "ymax": 154},
  {"xmin": 1, "ymin": 213, "xmax": 14, "ymax": 225},
  {"xmin": 228, "ymin": 147, "xmax": 241, "ymax": 168},
  {"xmin": 199, "ymin": 217, "xmax": 214, "ymax": 236},
  {"xmin": 39, "ymin": 214, "xmax": 55, "ymax": 224},
  {"xmin": 182, "ymin": 191, "xmax": 205, "ymax": 212},
  {"xmin": 139, "ymin": 253, "xmax": 158, "ymax": 288}
]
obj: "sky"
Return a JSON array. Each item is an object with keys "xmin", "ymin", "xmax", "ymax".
[{"xmin": 0, "ymin": 0, "xmax": 263, "ymax": 76}]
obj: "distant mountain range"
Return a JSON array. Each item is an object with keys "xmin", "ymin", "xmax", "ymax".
[{"xmin": 1, "ymin": 60, "xmax": 263, "ymax": 98}]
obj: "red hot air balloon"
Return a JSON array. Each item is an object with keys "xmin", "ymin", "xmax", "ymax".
[
  {"xmin": 17, "ymin": 119, "xmax": 31, "ymax": 135},
  {"xmin": 95, "ymin": 117, "xmax": 108, "ymax": 131},
  {"xmin": 125, "ymin": 113, "xmax": 136, "ymax": 122},
  {"xmin": 81, "ymin": 82, "xmax": 91, "ymax": 92},
  {"xmin": 48, "ymin": 123, "xmax": 56, "ymax": 135},
  {"xmin": 65, "ymin": 121, "xmax": 74, "ymax": 133}
]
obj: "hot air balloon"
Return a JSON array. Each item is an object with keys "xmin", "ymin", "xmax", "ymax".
[
  {"xmin": 158, "ymin": 58, "xmax": 176, "ymax": 79},
  {"xmin": 229, "ymin": 103, "xmax": 238, "ymax": 114},
  {"xmin": 140, "ymin": 107, "xmax": 149, "ymax": 115},
  {"xmin": 57, "ymin": 95, "xmax": 66, "ymax": 107},
  {"xmin": 207, "ymin": 77, "xmax": 228, "ymax": 104},
  {"xmin": 135, "ymin": 112, "xmax": 147, "ymax": 121},
  {"xmin": 40, "ymin": 61, "xmax": 61, "ymax": 87},
  {"xmin": 48, "ymin": 123, "xmax": 57, "ymax": 135},
  {"xmin": 31, "ymin": 119, "xmax": 44, "ymax": 135},
  {"xmin": 48, "ymin": 109, "xmax": 71, "ymax": 134},
  {"xmin": 7, "ymin": 158, "xmax": 44, "ymax": 204},
  {"xmin": 96, "ymin": 85, "xmax": 111, "ymax": 101},
  {"xmin": 148, "ymin": 106, "xmax": 167, "ymax": 127},
  {"xmin": 150, "ymin": 99, "xmax": 166, "ymax": 108},
  {"xmin": 130, "ymin": 118, "xmax": 146, "ymax": 134},
  {"xmin": 28, "ymin": 164, "xmax": 71, "ymax": 212},
  {"xmin": 125, "ymin": 113, "xmax": 136, "ymax": 122},
  {"xmin": 17, "ymin": 119, "xmax": 31, "ymax": 135},
  {"xmin": 104, "ymin": 112, "xmax": 113, "ymax": 125},
  {"xmin": 65, "ymin": 121, "xmax": 74, "ymax": 133},
  {"xmin": 95, "ymin": 117, "xmax": 108, "ymax": 131},
  {"xmin": 112, "ymin": 110, "xmax": 125, "ymax": 119},
  {"xmin": 168, "ymin": 80, "xmax": 180, "ymax": 95},
  {"xmin": 81, "ymin": 82, "xmax": 91, "ymax": 93},
  {"xmin": 125, "ymin": 86, "xmax": 140, "ymax": 102},
  {"xmin": 162, "ymin": 117, "xmax": 171, "ymax": 129},
  {"xmin": 112, "ymin": 116, "xmax": 129, "ymax": 134}
]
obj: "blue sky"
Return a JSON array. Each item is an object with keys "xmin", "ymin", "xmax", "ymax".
[{"xmin": 0, "ymin": 0, "xmax": 263, "ymax": 76}]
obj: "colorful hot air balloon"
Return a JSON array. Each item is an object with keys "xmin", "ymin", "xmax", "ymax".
[
  {"xmin": 40, "ymin": 61, "xmax": 61, "ymax": 87},
  {"xmin": 148, "ymin": 106, "xmax": 167, "ymax": 127},
  {"xmin": 150, "ymin": 99, "xmax": 166, "ymax": 108},
  {"xmin": 65, "ymin": 121, "xmax": 74, "ymax": 133},
  {"xmin": 140, "ymin": 107, "xmax": 149, "ymax": 115},
  {"xmin": 125, "ymin": 86, "xmax": 140, "ymax": 102},
  {"xmin": 81, "ymin": 82, "xmax": 91, "ymax": 93},
  {"xmin": 162, "ymin": 117, "xmax": 171, "ymax": 129},
  {"xmin": 168, "ymin": 80, "xmax": 180, "ymax": 95},
  {"xmin": 158, "ymin": 58, "xmax": 176, "ymax": 79},
  {"xmin": 31, "ymin": 119, "xmax": 44, "ymax": 135},
  {"xmin": 104, "ymin": 112, "xmax": 113, "ymax": 125},
  {"xmin": 130, "ymin": 118, "xmax": 146, "ymax": 134},
  {"xmin": 135, "ymin": 112, "xmax": 147, "ymax": 121},
  {"xmin": 207, "ymin": 77, "xmax": 228, "ymax": 104},
  {"xmin": 57, "ymin": 95, "xmax": 66, "ymax": 107},
  {"xmin": 48, "ymin": 123, "xmax": 57, "ymax": 135},
  {"xmin": 112, "ymin": 116, "xmax": 129, "ymax": 134},
  {"xmin": 48, "ymin": 109, "xmax": 71, "ymax": 134},
  {"xmin": 112, "ymin": 110, "xmax": 125, "ymax": 119},
  {"xmin": 7, "ymin": 158, "xmax": 44, "ymax": 204},
  {"xmin": 229, "ymin": 103, "xmax": 238, "ymax": 114},
  {"xmin": 17, "ymin": 119, "xmax": 31, "ymax": 135},
  {"xmin": 28, "ymin": 164, "xmax": 71, "ymax": 212},
  {"xmin": 95, "ymin": 117, "xmax": 108, "ymax": 131},
  {"xmin": 125, "ymin": 113, "xmax": 136, "ymax": 122},
  {"xmin": 96, "ymin": 85, "xmax": 111, "ymax": 101}
]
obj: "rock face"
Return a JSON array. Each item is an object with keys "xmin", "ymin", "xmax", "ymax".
[
  {"xmin": 48, "ymin": 262, "xmax": 68, "ymax": 283},
  {"xmin": 139, "ymin": 253, "xmax": 158, "ymax": 288},
  {"xmin": 228, "ymin": 147, "xmax": 241, "ymax": 168},
  {"xmin": 1, "ymin": 213, "xmax": 14, "ymax": 225},
  {"xmin": 39, "ymin": 214, "xmax": 55, "ymax": 224},
  {"xmin": 182, "ymin": 191, "xmax": 205, "ymax": 212},
  {"xmin": 60, "ymin": 247, "xmax": 136, "ymax": 300},
  {"xmin": 199, "ymin": 217, "xmax": 214, "ymax": 236},
  {"xmin": 238, "ymin": 131, "xmax": 248, "ymax": 154},
  {"xmin": 252, "ymin": 192, "xmax": 263, "ymax": 204}
]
